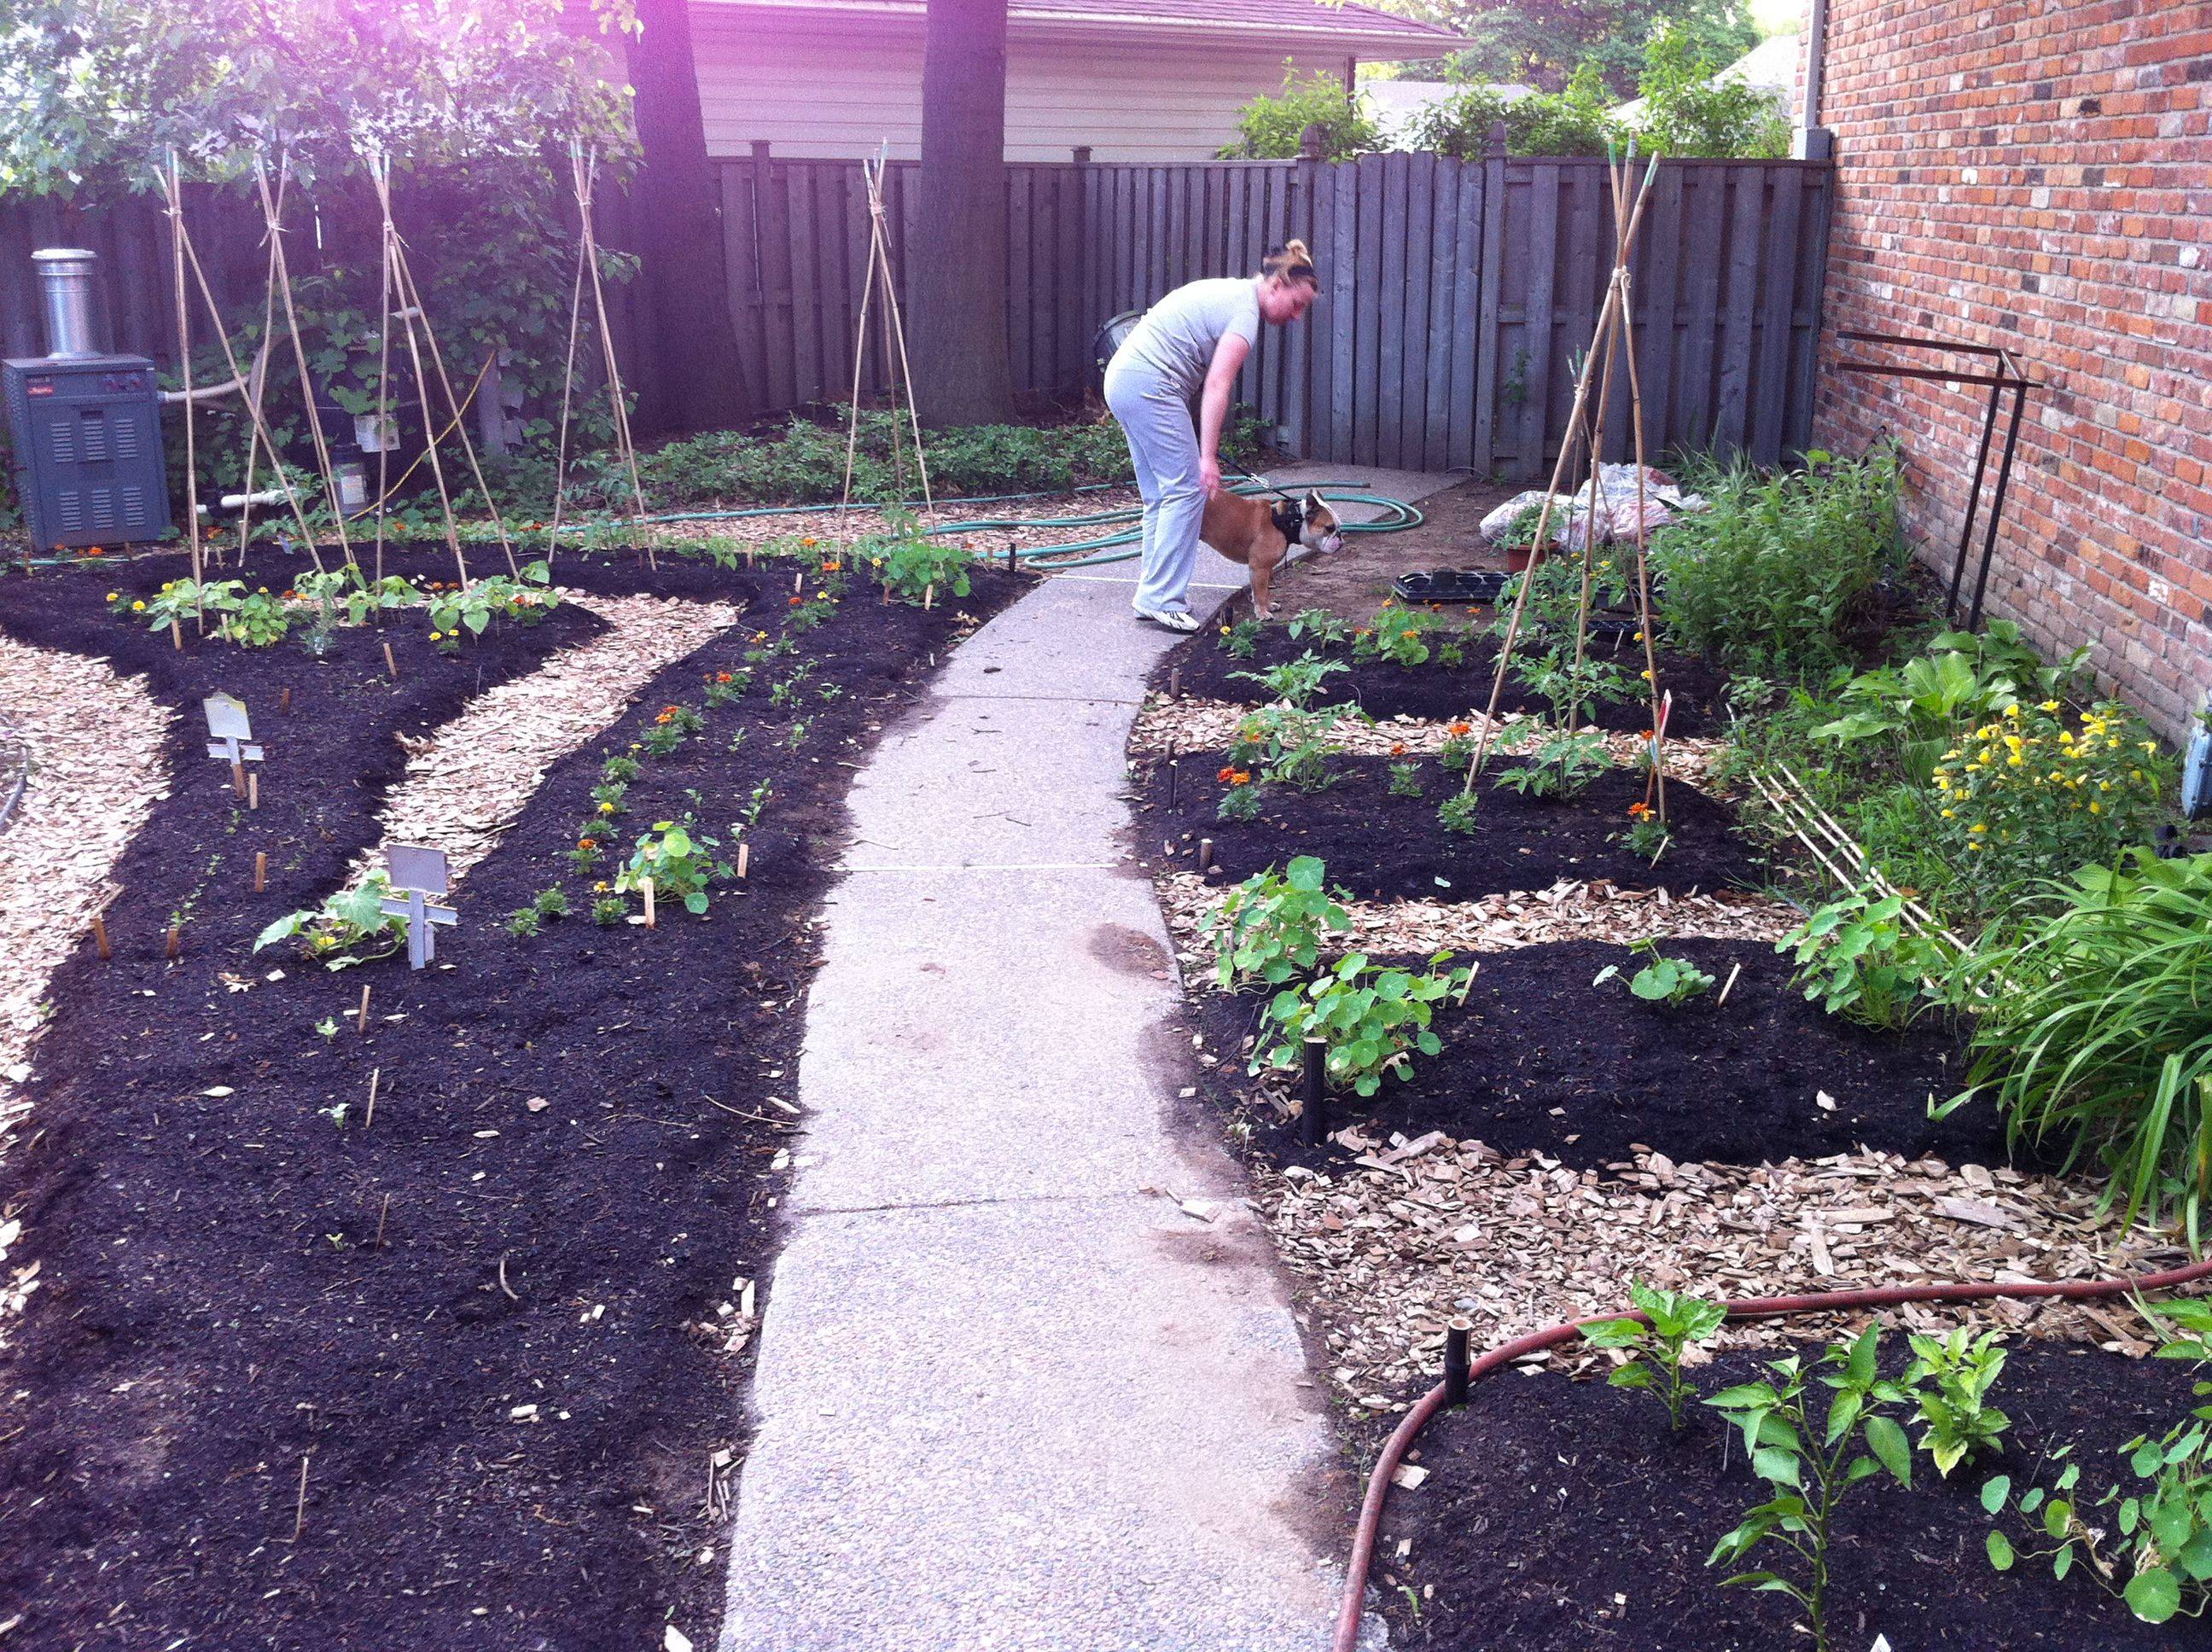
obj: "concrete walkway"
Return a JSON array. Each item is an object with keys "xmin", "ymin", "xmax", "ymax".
[{"xmin": 715, "ymin": 467, "xmax": 1456, "ymax": 1652}]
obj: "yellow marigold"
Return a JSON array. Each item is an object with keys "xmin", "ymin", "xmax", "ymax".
[
  {"xmin": 2040, "ymin": 700, "xmax": 2060, "ymax": 713},
  {"xmin": 131, "ymin": 600, "xmax": 145, "ymax": 611}
]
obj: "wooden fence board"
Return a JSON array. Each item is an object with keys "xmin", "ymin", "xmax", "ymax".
[{"xmin": 1714, "ymin": 168, "xmax": 1766, "ymax": 457}]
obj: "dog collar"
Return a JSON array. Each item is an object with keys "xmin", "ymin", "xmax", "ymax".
[{"xmin": 1271, "ymin": 497, "xmax": 1304, "ymax": 541}]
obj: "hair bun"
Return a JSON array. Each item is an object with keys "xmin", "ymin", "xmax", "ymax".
[{"xmin": 1284, "ymin": 237, "xmax": 1312, "ymax": 262}]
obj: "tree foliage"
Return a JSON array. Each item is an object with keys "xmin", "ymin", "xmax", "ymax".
[
  {"xmin": 1217, "ymin": 64, "xmax": 1382, "ymax": 160},
  {"xmin": 1402, "ymin": 63, "xmax": 1617, "ymax": 159},
  {"xmin": 1408, "ymin": 0, "xmax": 1760, "ymax": 100},
  {"xmin": 0, "ymin": 0, "xmax": 634, "ymax": 197}
]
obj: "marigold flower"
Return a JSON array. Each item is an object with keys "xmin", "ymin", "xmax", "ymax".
[
  {"xmin": 1447, "ymin": 720, "xmax": 1471, "ymax": 736},
  {"xmin": 1229, "ymin": 771, "xmax": 1252, "ymax": 786},
  {"xmin": 131, "ymin": 600, "xmax": 146, "ymax": 611},
  {"xmin": 1217, "ymin": 765, "xmax": 1237, "ymax": 782},
  {"xmin": 1627, "ymin": 801, "xmax": 1651, "ymax": 818},
  {"xmin": 106, "ymin": 591, "xmax": 119, "ymax": 602},
  {"xmin": 578, "ymin": 837, "xmax": 597, "ymax": 849},
  {"xmin": 1389, "ymin": 742, "xmax": 1407, "ymax": 756}
]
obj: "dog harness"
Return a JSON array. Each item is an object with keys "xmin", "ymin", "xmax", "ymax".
[{"xmin": 1270, "ymin": 497, "xmax": 1305, "ymax": 544}]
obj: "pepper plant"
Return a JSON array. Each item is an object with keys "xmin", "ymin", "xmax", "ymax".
[
  {"xmin": 1579, "ymin": 1280, "xmax": 1726, "ymax": 1430},
  {"xmin": 1704, "ymin": 1327, "xmax": 1924, "ymax": 1652}
]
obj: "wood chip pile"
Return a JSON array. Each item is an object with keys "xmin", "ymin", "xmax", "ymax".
[{"xmin": 637, "ymin": 487, "xmax": 1145, "ymax": 561}]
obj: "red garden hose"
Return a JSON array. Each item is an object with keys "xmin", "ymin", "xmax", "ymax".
[{"xmin": 1332, "ymin": 1254, "xmax": 2212, "ymax": 1652}]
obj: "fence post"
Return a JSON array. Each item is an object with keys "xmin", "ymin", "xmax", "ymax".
[
  {"xmin": 1472, "ymin": 121, "xmax": 1510, "ymax": 475},
  {"xmin": 1298, "ymin": 124, "xmax": 1330, "ymax": 161}
]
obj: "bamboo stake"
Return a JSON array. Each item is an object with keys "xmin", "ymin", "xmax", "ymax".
[
  {"xmin": 232, "ymin": 167, "xmax": 288, "ymax": 569},
  {"xmin": 173, "ymin": 194, "xmax": 325, "ymax": 571},
  {"xmin": 365, "ymin": 1066, "xmax": 381, "ymax": 1127},
  {"xmin": 368, "ymin": 158, "xmax": 471, "ymax": 590},
  {"xmin": 357, "ymin": 983, "xmax": 372, "ymax": 1032},
  {"xmin": 543, "ymin": 195, "xmax": 592, "ymax": 570},
  {"xmin": 573, "ymin": 149, "xmax": 655, "ymax": 570},
  {"xmin": 370, "ymin": 158, "xmax": 397, "ymax": 585},
  {"xmin": 862, "ymin": 156, "xmax": 935, "ymax": 517},
  {"xmin": 835, "ymin": 155, "xmax": 886, "ymax": 528},
  {"xmin": 163, "ymin": 156, "xmax": 203, "ymax": 599},
  {"xmin": 253, "ymin": 157, "xmax": 355, "ymax": 567}
]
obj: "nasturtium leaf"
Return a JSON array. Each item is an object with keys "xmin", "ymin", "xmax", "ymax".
[
  {"xmin": 2125, "ymin": 1568, "xmax": 2181, "ymax": 1624},
  {"xmin": 1986, "ymin": 1531, "xmax": 2015, "ymax": 1570},
  {"xmin": 1979, "ymin": 1475, "xmax": 2011, "ymax": 1515}
]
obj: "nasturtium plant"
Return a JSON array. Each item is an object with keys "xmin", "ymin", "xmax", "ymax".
[
  {"xmin": 1255, "ymin": 951, "xmax": 1470, "ymax": 1097},
  {"xmin": 615, "ymin": 815, "xmax": 732, "ymax": 916},
  {"xmin": 253, "ymin": 873, "xmax": 407, "ymax": 969},
  {"xmin": 1200, "ymin": 856, "xmax": 1350, "ymax": 992},
  {"xmin": 1593, "ymin": 937, "xmax": 1715, "ymax": 1005}
]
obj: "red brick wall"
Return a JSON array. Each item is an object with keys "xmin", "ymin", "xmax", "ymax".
[{"xmin": 1810, "ymin": 0, "xmax": 2212, "ymax": 742}]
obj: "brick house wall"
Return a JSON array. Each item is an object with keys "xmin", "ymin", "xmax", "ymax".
[{"xmin": 1809, "ymin": 0, "xmax": 2211, "ymax": 744}]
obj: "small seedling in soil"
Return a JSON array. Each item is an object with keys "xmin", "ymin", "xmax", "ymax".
[
  {"xmin": 727, "ymin": 726, "xmax": 751, "ymax": 753},
  {"xmin": 738, "ymin": 781, "xmax": 774, "ymax": 831},
  {"xmin": 532, "ymin": 887, "xmax": 569, "ymax": 921},
  {"xmin": 704, "ymin": 670, "xmax": 747, "ymax": 708},
  {"xmin": 1200, "ymin": 855, "xmax": 1352, "ymax": 991},
  {"xmin": 1619, "ymin": 803, "xmax": 1671, "ymax": 862},
  {"xmin": 591, "ymin": 896, "xmax": 626, "ymax": 928},
  {"xmin": 1705, "ymin": 1326, "xmax": 1925, "ymax": 1652},
  {"xmin": 616, "ymin": 817, "xmax": 732, "ymax": 917},
  {"xmin": 1594, "ymin": 938, "xmax": 1716, "ymax": 1005},
  {"xmin": 1219, "ymin": 616, "xmax": 1262, "ymax": 659},
  {"xmin": 780, "ymin": 720, "xmax": 811, "ymax": 751},
  {"xmin": 1437, "ymin": 723, "xmax": 1477, "ymax": 770},
  {"xmin": 591, "ymin": 780, "xmax": 628, "ymax": 814},
  {"xmin": 505, "ymin": 908, "xmax": 542, "ymax": 939},
  {"xmin": 1496, "ymin": 727, "xmax": 1612, "ymax": 800},
  {"xmin": 1579, "ymin": 1280, "xmax": 1725, "ymax": 1430},
  {"xmin": 1216, "ymin": 770, "xmax": 1259, "ymax": 821},
  {"xmin": 315, "ymin": 1016, "xmax": 339, "ymax": 1040},
  {"xmin": 1437, "ymin": 792, "xmax": 1480, "ymax": 836},
  {"xmin": 1983, "ymin": 1299, "xmax": 2209, "ymax": 1626},
  {"xmin": 1285, "ymin": 607, "xmax": 1352, "ymax": 649},
  {"xmin": 1387, "ymin": 760, "xmax": 1423, "ymax": 798},
  {"xmin": 602, "ymin": 753, "xmax": 641, "ymax": 783}
]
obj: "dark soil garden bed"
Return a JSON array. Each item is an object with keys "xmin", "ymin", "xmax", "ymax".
[
  {"xmin": 1138, "ymin": 755, "xmax": 1756, "ymax": 899},
  {"xmin": 0, "ymin": 548, "xmax": 1021, "ymax": 1650},
  {"xmin": 1161, "ymin": 620, "xmax": 1727, "ymax": 734},
  {"xmin": 1381, "ymin": 1341, "xmax": 2212, "ymax": 1650},
  {"xmin": 1191, "ymin": 939, "xmax": 2006, "ymax": 1172}
]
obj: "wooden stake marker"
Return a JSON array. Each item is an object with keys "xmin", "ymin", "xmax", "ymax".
[
  {"xmin": 247, "ymin": 771, "xmax": 259, "ymax": 811},
  {"xmin": 381, "ymin": 845, "xmax": 457, "ymax": 970},
  {"xmin": 735, "ymin": 841, "xmax": 749, "ymax": 880},
  {"xmin": 253, "ymin": 851, "xmax": 267, "ymax": 892},
  {"xmin": 203, "ymin": 692, "xmax": 263, "ymax": 799},
  {"xmin": 383, "ymin": 640, "xmax": 399, "ymax": 679},
  {"xmin": 356, "ymin": 983, "xmax": 372, "ymax": 1032},
  {"xmin": 90, "ymin": 912, "xmax": 112, "ymax": 961},
  {"xmin": 279, "ymin": 685, "xmax": 292, "ymax": 714},
  {"xmin": 165, "ymin": 923, "xmax": 182, "ymax": 960},
  {"xmin": 641, "ymin": 875, "xmax": 657, "ymax": 929},
  {"xmin": 365, "ymin": 1066, "xmax": 381, "ymax": 1127}
]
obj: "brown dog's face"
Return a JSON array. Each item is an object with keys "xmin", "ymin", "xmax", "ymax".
[{"xmin": 1301, "ymin": 492, "xmax": 1343, "ymax": 556}]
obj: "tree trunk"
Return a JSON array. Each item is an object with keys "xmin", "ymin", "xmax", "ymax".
[
  {"xmin": 909, "ymin": 0, "xmax": 1015, "ymax": 428},
  {"xmin": 625, "ymin": 0, "xmax": 752, "ymax": 434}
]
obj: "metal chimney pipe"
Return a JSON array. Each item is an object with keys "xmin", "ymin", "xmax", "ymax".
[{"xmin": 32, "ymin": 247, "xmax": 102, "ymax": 359}]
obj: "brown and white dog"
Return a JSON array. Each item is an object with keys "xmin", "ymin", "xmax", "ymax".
[{"xmin": 1201, "ymin": 488, "xmax": 1344, "ymax": 618}]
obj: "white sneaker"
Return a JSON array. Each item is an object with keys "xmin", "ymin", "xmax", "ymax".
[{"xmin": 1136, "ymin": 605, "xmax": 1199, "ymax": 633}]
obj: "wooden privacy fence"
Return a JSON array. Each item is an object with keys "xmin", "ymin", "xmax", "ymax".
[{"xmin": 725, "ymin": 148, "xmax": 1833, "ymax": 480}]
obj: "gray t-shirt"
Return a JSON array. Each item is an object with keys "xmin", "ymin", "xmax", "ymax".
[{"xmin": 1113, "ymin": 277, "xmax": 1260, "ymax": 398}]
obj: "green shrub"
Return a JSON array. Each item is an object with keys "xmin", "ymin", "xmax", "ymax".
[
  {"xmin": 1220, "ymin": 64, "xmax": 1379, "ymax": 160},
  {"xmin": 1254, "ymin": 951, "xmax": 1471, "ymax": 1097},
  {"xmin": 1404, "ymin": 65, "xmax": 1618, "ymax": 159},
  {"xmin": 1200, "ymin": 855, "xmax": 1352, "ymax": 990},
  {"xmin": 1654, "ymin": 445, "xmax": 1906, "ymax": 677},
  {"xmin": 1780, "ymin": 887, "xmax": 1949, "ymax": 1032},
  {"xmin": 1627, "ymin": 20, "xmax": 1790, "ymax": 160},
  {"xmin": 1943, "ymin": 850, "xmax": 2212, "ymax": 1235}
]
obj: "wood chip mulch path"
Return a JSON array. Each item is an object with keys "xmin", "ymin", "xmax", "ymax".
[
  {"xmin": 1254, "ymin": 1127, "xmax": 2179, "ymax": 1413},
  {"xmin": 0, "ymin": 634, "xmax": 172, "ymax": 1335},
  {"xmin": 352, "ymin": 590, "xmax": 742, "ymax": 892}
]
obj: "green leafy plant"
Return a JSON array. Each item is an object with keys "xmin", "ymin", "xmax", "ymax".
[
  {"xmin": 1387, "ymin": 760, "xmax": 1423, "ymax": 799},
  {"xmin": 1255, "ymin": 951, "xmax": 1471, "ymax": 1098},
  {"xmin": 1655, "ymin": 445, "xmax": 1906, "ymax": 678},
  {"xmin": 1903, "ymin": 1329, "xmax": 2011, "ymax": 1477},
  {"xmin": 1779, "ymin": 887, "xmax": 1947, "ymax": 1032},
  {"xmin": 1218, "ymin": 62, "xmax": 1379, "ymax": 160},
  {"xmin": 1198, "ymin": 855, "xmax": 1351, "ymax": 991},
  {"xmin": 615, "ymin": 816, "xmax": 732, "ymax": 916},
  {"xmin": 601, "ymin": 752, "xmax": 640, "ymax": 783},
  {"xmin": 1941, "ymin": 849, "xmax": 2212, "ymax": 1236},
  {"xmin": 1232, "ymin": 651, "xmax": 1347, "ymax": 711},
  {"xmin": 1226, "ymin": 703, "xmax": 1354, "ymax": 794},
  {"xmin": 704, "ymin": 668, "xmax": 748, "ymax": 708},
  {"xmin": 870, "ymin": 516, "xmax": 973, "ymax": 604},
  {"xmin": 1594, "ymin": 937, "xmax": 1715, "ymax": 1004},
  {"xmin": 1579, "ymin": 1281, "xmax": 1726, "ymax": 1429},
  {"xmin": 253, "ymin": 874, "xmax": 406, "ymax": 969},
  {"xmin": 504, "ymin": 905, "xmax": 541, "ymax": 938},
  {"xmin": 1220, "ymin": 616, "xmax": 1262, "ymax": 659},
  {"xmin": 1705, "ymin": 1327, "xmax": 1926, "ymax": 1652},
  {"xmin": 1354, "ymin": 602, "xmax": 1455, "ymax": 669},
  {"xmin": 1619, "ymin": 805, "xmax": 1671, "ymax": 863},
  {"xmin": 532, "ymin": 886, "xmax": 568, "ymax": 920},
  {"xmin": 1286, "ymin": 607, "xmax": 1353, "ymax": 649},
  {"xmin": 1437, "ymin": 791, "xmax": 1481, "ymax": 836},
  {"xmin": 1496, "ymin": 727, "xmax": 1612, "ymax": 800},
  {"xmin": 591, "ymin": 895, "xmax": 626, "ymax": 928},
  {"xmin": 1403, "ymin": 61, "xmax": 1617, "ymax": 158},
  {"xmin": 1982, "ymin": 1298, "xmax": 2212, "ymax": 1625},
  {"xmin": 425, "ymin": 561, "xmax": 561, "ymax": 640},
  {"xmin": 1627, "ymin": 19, "xmax": 1790, "ymax": 160}
]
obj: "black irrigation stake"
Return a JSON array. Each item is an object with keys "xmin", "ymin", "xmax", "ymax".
[
  {"xmin": 1300, "ymin": 1037, "xmax": 1328, "ymax": 1148},
  {"xmin": 1444, "ymin": 1319, "xmax": 1472, "ymax": 1406},
  {"xmin": 1831, "ymin": 328, "xmax": 2044, "ymax": 633}
]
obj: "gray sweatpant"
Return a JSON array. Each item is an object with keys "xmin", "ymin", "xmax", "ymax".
[{"xmin": 1103, "ymin": 359, "xmax": 1204, "ymax": 616}]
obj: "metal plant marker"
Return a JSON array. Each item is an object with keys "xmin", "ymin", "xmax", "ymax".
[
  {"xmin": 382, "ymin": 843, "xmax": 457, "ymax": 970},
  {"xmin": 203, "ymin": 694, "xmax": 264, "ymax": 788}
]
